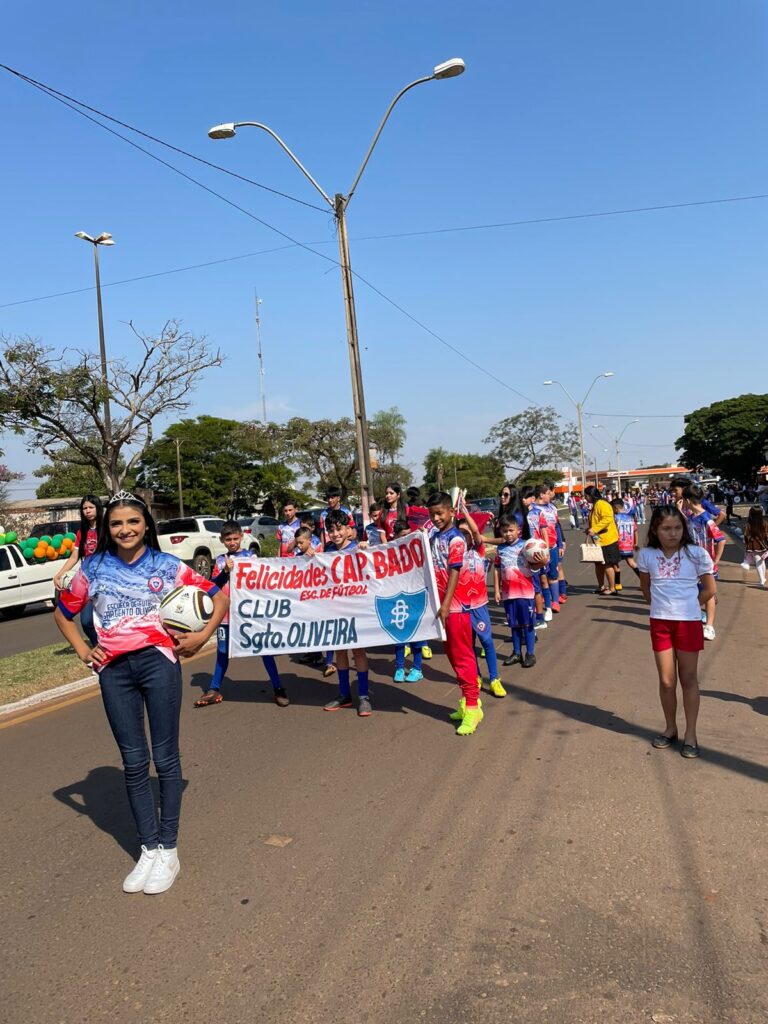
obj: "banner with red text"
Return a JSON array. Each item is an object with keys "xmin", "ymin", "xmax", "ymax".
[{"xmin": 229, "ymin": 531, "xmax": 445, "ymax": 657}]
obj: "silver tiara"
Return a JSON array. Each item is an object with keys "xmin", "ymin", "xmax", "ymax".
[{"xmin": 108, "ymin": 489, "xmax": 145, "ymax": 506}]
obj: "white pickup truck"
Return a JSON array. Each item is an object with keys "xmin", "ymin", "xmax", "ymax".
[{"xmin": 0, "ymin": 543, "xmax": 59, "ymax": 618}]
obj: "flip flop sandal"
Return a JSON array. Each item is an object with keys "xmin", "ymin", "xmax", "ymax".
[
  {"xmin": 194, "ymin": 691, "xmax": 223, "ymax": 707},
  {"xmin": 323, "ymin": 665, "xmax": 337, "ymax": 678}
]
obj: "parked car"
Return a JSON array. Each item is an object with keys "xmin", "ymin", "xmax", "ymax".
[
  {"xmin": 0, "ymin": 543, "xmax": 58, "ymax": 618},
  {"xmin": 469, "ymin": 497, "xmax": 499, "ymax": 516},
  {"xmin": 156, "ymin": 516, "xmax": 261, "ymax": 579},
  {"xmin": 29, "ymin": 519, "xmax": 81, "ymax": 539},
  {"xmin": 246, "ymin": 514, "xmax": 279, "ymax": 540}
]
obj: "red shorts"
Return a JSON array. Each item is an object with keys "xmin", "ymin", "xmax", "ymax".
[{"xmin": 649, "ymin": 618, "xmax": 704, "ymax": 653}]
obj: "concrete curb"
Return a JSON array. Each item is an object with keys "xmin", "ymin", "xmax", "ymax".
[{"xmin": 0, "ymin": 636, "xmax": 218, "ymax": 720}]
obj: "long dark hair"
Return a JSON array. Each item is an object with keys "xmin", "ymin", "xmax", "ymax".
[
  {"xmin": 96, "ymin": 495, "xmax": 160, "ymax": 559},
  {"xmin": 496, "ymin": 484, "xmax": 525, "ymax": 537},
  {"xmin": 645, "ymin": 505, "xmax": 694, "ymax": 550},
  {"xmin": 381, "ymin": 482, "xmax": 408, "ymax": 522},
  {"xmin": 745, "ymin": 507, "xmax": 768, "ymax": 547},
  {"xmin": 77, "ymin": 494, "xmax": 104, "ymax": 559}
]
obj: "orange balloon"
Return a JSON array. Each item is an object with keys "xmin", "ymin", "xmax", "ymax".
[
  {"xmin": 47, "ymin": 549, "xmax": 58, "ymax": 560},
  {"xmin": 34, "ymin": 545, "xmax": 46, "ymax": 557},
  {"xmin": 45, "ymin": 545, "xmax": 56, "ymax": 556}
]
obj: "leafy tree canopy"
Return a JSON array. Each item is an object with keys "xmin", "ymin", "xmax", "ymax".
[
  {"xmin": 676, "ymin": 394, "xmax": 768, "ymax": 481},
  {"xmin": 33, "ymin": 444, "xmax": 134, "ymax": 499},
  {"xmin": 422, "ymin": 448, "xmax": 505, "ymax": 499},
  {"xmin": 484, "ymin": 406, "xmax": 579, "ymax": 483},
  {"xmin": 136, "ymin": 416, "xmax": 294, "ymax": 517}
]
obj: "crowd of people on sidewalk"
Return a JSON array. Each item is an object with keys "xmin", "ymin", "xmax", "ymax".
[{"xmin": 51, "ymin": 469, "xmax": 763, "ymax": 896}]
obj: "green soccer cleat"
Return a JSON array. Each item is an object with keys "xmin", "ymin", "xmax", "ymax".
[
  {"xmin": 421, "ymin": 645, "xmax": 433, "ymax": 660},
  {"xmin": 489, "ymin": 678, "xmax": 507, "ymax": 698},
  {"xmin": 449, "ymin": 697, "xmax": 466, "ymax": 721},
  {"xmin": 456, "ymin": 704, "xmax": 484, "ymax": 736}
]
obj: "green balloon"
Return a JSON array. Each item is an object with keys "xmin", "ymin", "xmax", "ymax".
[
  {"xmin": 40, "ymin": 535, "xmax": 52, "ymax": 546},
  {"xmin": 52, "ymin": 534, "xmax": 64, "ymax": 547},
  {"xmin": 6, "ymin": 531, "xmax": 16, "ymax": 543},
  {"xmin": 0, "ymin": 534, "xmax": 6, "ymax": 545},
  {"xmin": 64, "ymin": 532, "xmax": 77, "ymax": 543}
]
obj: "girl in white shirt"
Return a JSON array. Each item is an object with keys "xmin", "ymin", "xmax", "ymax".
[{"xmin": 636, "ymin": 506, "xmax": 715, "ymax": 759}]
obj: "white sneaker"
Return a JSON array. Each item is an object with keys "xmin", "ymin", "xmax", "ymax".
[
  {"xmin": 534, "ymin": 621, "xmax": 548, "ymax": 630},
  {"xmin": 143, "ymin": 844, "xmax": 180, "ymax": 894},
  {"xmin": 122, "ymin": 845, "xmax": 158, "ymax": 893},
  {"xmin": 543, "ymin": 608, "xmax": 553, "ymax": 622},
  {"xmin": 703, "ymin": 625, "xmax": 716, "ymax": 641}
]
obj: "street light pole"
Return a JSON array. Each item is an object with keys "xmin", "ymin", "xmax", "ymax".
[
  {"xmin": 207, "ymin": 58, "xmax": 466, "ymax": 519},
  {"xmin": 75, "ymin": 231, "xmax": 115, "ymax": 447},
  {"xmin": 543, "ymin": 372, "xmax": 613, "ymax": 493},
  {"xmin": 615, "ymin": 420, "xmax": 640, "ymax": 496}
]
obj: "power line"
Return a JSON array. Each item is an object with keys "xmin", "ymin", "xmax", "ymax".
[
  {"xmin": 0, "ymin": 63, "xmax": 329, "ymax": 214},
  {"xmin": 586, "ymin": 411, "xmax": 686, "ymax": 418},
  {"xmin": 0, "ymin": 245, "xmax": 297, "ymax": 309}
]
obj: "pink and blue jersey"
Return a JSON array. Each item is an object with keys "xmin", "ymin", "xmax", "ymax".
[
  {"xmin": 276, "ymin": 519, "xmax": 301, "ymax": 557},
  {"xmin": 528, "ymin": 503, "xmax": 560, "ymax": 548},
  {"xmin": 212, "ymin": 548, "xmax": 253, "ymax": 623},
  {"xmin": 685, "ymin": 511, "xmax": 725, "ymax": 575},
  {"xmin": 494, "ymin": 540, "xmax": 534, "ymax": 600},
  {"xmin": 614, "ymin": 512, "xmax": 637, "ymax": 555},
  {"xmin": 59, "ymin": 548, "xmax": 219, "ymax": 668}
]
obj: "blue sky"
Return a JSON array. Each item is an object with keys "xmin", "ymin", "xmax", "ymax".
[{"xmin": 2, "ymin": 1, "xmax": 766, "ymax": 498}]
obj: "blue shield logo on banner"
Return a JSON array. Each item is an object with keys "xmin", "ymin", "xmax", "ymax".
[{"xmin": 375, "ymin": 589, "xmax": 428, "ymax": 644}]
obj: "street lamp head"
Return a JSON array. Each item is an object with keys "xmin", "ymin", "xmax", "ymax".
[
  {"xmin": 208, "ymin": 122, "xmax": 237, "ymax": 140},
  {"xmin": 94, "ymin": 232, "xmax": 114, "ymax": 244},
  {"xmin": 543, "ymin": 380, "xmax": 554, "ymax": 386},
  {"xmin": 432, "ymin": 57, "xmax": 466, "ymax": 80},
  {"xmin": 74, "ymin": 231, "xmax": 94, "ymax": 242},
  {"xmin": 602, "ymin": 371, "xmax": 614, "ymax": 378}
]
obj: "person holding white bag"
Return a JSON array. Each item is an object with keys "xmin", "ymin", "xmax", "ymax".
[{"xmin": 583, "ymin": 485, "xmax": 620, "ymax": 595}]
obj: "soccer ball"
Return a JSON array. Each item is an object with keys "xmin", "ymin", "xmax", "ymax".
[
  {"xmin": 522, "ymin": 538, "xmax": 550, "ymax": 564},
  {"xmin": 159, "ymin": 585, "xmax": 214, "ymax": 633}
]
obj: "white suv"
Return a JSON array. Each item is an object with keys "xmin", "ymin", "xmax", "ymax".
[{"xmin": 156, "ymin": 517, "xmax": 261, "ymax": 579}]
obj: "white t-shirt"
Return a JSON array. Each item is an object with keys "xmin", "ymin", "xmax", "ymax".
[{"xmin": 636, "ymin": 545, "xmax": 714, "ymax": 621}]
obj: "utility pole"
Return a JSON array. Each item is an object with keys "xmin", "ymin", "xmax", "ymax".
[
  {"xmin": 254, "ymin": 291, "xmax": 267, "ymax": 425},
  {"xmin": 175, "ymin": 438, "xmax": 184, "ymax": 516}
]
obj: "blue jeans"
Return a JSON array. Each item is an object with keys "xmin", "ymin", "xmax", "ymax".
[
  {"xmin": 99, "ymin": 647, "xmax": 183, "ymax": 849},
  {"xmin": 79, "ymin": 600, "xmax": 98, "ymax": 647}
]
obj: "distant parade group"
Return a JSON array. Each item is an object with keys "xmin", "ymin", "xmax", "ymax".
[{"xmin": 51, "ymin": 470, "xmax": 764, "ymax": 894}]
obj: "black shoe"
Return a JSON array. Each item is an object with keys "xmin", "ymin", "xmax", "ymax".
[
  {"xmin": 522, "ymin": 653, "xmax": 536, "ymax": 668},
  {"xmin": 273, "ymin": 687, "xmax": 290, "ymax": 707},
  {"xmin": 680, "ymin": 742, "xmax": 700, "ymax": 759},
  {"xmin": 651, "ymin": 731, "xmax": 677, "ymax": 749},
  {"xmin": 503, "ymin": 653, "xmax": 522, "ymax": 667},
  {"xmin": 323, "ymin": 693, "xmax": 354, "ymax": 711}
]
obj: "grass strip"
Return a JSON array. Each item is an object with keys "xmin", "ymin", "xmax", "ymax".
[{"xmin": 0, "ymin": 642, "xmax": 90, "ymax": 705}]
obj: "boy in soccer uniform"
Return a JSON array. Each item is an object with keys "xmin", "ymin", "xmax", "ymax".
[
  {"xmin": 320, "ymin": 487, "xmax": 352, "ymax": 548},
  {"xmin": 528, "ymin": 485, "xmax": 559, "ymax": 617},
  {"xmin": 493, "ymin": 514, "xmax": 536, "ymax": 668},
  {"xmin": 322, "ymin": 509, "xmax": 372, "ymax": 716},
  {"xmin": 300, "ymin": 514, "xmax": 323, "ymax": 551},
  {"xmin": 611, "ymin": 498, "xmax": 640, "ymax": 591},
  {"xmin": 456, "ymin": 516, "xmax": 505, "ymax": 698},
  {"xmin": 427, "ymin": 491, "xmax": 484, "ymax": 735},
  {"xmin": 276, "ymin": 501, "xmax": 301, "ymax": 557},
  {"xmin": 194, "ymin": 521, "xmax": 289, "ymax": 708},
  {"xmin": 365, "ymin": 503, "xmax": 384, "ymax": 546},
  {"xmin": 682, "ymin": 485, "xmax": 726, "ymax": 641},
  {"xmin": 390, "ymin": 520, "xmax": 425, "ymax": 682}
]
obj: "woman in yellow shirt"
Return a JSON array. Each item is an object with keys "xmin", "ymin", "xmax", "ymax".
[{"xmin": 584, "ymin": 485, "xmax": 620, "ymax": 595}]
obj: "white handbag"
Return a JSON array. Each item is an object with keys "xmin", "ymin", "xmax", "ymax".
[{"xmin": 580, "ymin": 538, "xmax": 605, "ymax": 564}]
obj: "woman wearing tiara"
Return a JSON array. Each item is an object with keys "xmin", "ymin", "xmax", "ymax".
[{"xmin": 56, "ymin": 491, "xmax": 227, "ymax": 895}]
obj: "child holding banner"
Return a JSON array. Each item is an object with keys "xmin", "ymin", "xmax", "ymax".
[
  {"xmin": 391, "ymin": 519, "xmax": 424, "ymax": 682},
  {"xmin": 427, "ymin": 491, "xmax": 483, "ymax": 735},
  {"xmin": 194, "ymin": 521, "xmax": 290, "ymax": 709},
  {"xmin": 456, "ymin": 513, "xmax": 505, "ymax": 699},
  {"xmin": 322, "ymin": 510, "xmax": 372, "ymax": 716}
]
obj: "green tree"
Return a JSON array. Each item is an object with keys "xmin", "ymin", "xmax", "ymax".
[
  {"xmin": 283, "ymin": 416, "xmax": 359, "ymax": 501},
  {"xmin": 0, "ymin": 464, "xmax": 23, "ymax": 507},
  {"xmin": 484, "ymin": 406, "xmax": 579, "ymax": 483},
  {"xmin": 422, "ymin": 448, "xmax": 505, "ymax": 498},
  {"xmin": 369, "ymin": 407, "xmax": 411, "ymax": 496},
  {"xmin": 136, "ymin": 416, "xmax": 294, "ymax": 516},
  {"xmin": 676, "ymin": 394, "xmax": 768, "ymax": 480}
]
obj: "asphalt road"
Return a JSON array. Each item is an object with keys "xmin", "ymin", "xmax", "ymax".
[{"xmin": 2, "ymin": 535, "xmax": 766, "ymax": 1024}]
